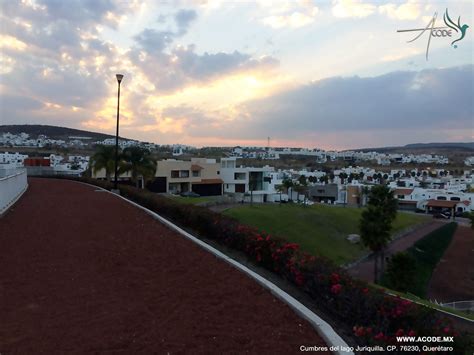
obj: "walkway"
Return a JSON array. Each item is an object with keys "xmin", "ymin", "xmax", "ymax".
[
  {"xmin": 0, "ymin": 178, "xmax": 328, "ymax": 354},
  {"xmin": 428, "ymin": 225, "xmax": 474, "ymax": 303},
  {"xmin": 348, "ymin": 221, "xmax": 443, "ymax": 282}
]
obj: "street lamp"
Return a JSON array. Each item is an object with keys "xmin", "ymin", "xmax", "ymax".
[{"xmin": 114, "ymin": 73, "xmax": 124, "ymax": 191}]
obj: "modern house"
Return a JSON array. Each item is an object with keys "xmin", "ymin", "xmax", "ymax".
[
  {"xmin": 220, "ymin": 157, "xmax": 275, "ymax": 202},
  {"xmin": 309, "ymin": 184, "xmax": 339, "ymax": 203},
  {"xmin": 148, "ymin": 158, "xmax": 222, "ymax": 196}
]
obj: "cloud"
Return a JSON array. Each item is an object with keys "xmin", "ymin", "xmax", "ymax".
[
  {"xmin": 332, "ymin": 0, "xmax": 376, "ymax": 19},
  {"xmin": 262, "ymin": 11, "xmax": 317, "ymax": 29},
  {"xmin": 379, "ymin": 1, "xmax": 422, "ymax": 21},
  {"xmin": 260, "ymin": 1, "xmax": 319, "ymax": 29},
  {"xmin": 133, "ymin": 28, "xmax": 175, "ymax": 53},
  {"xmin": 243, "ymin": 65, "xmax": 472, "ymax": 129},
  {"xmin": 127, "ymin": 66, "xmax": 472, "ymax": 148},
  {"xmin": 174, "ymin": 9, "xmax": 197, "ymax": 34},
  {"xmin": 223, "ymin": 66, "xmax": 473, "ymax": 145}
]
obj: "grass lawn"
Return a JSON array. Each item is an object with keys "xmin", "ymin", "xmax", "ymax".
[{"xmin": 223, "ymin": 203, "xmax": 428, "ymax": 265}]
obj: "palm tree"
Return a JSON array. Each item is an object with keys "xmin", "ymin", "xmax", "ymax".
[
  {"xmin": 360, "ymin": 205, "xmax": 392, "ymax": 283},
  {"xmin": 282, "ymin": 178, "xmax": 294, "ymax": 202},
  {"xmin": 119, "ymin": 146, "xmax": 156, "ymax": 188},
  {"xmin": 90, "ymin": 145, "xmax": 117, "ymax": 181},
  {"xmin": 275, "ymin": 184, "xmax": 285, "ymax": 205},
  {"xmin": 359, "ymin": 185, "xmax": 398, "ymax": 282}
]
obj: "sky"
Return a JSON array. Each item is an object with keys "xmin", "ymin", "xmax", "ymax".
[{"xmin": 0, "ymin": 0, "xmax": 472, "ymax": 150}]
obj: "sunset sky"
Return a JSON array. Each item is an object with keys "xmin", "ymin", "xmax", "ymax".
[{"xmin": 0, "ymin": 0, "xmax": 472, "ymax": 150}]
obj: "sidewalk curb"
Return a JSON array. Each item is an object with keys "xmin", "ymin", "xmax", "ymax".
[{"xmin": 86, "ymin": 183, "xmax": 353, "ymax": 355}]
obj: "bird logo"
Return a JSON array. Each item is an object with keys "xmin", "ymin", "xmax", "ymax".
[{"xmin": 443, "ymin": 8, "xmax": 469, "ymax": 48}]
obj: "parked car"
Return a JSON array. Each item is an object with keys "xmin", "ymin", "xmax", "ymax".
[
  {"xmin": 433, "ymin": 213, "xmax": 450, "ymax": 219},
  {"xmin": 180, "ymin": 191, "xmax": 200, "ymax": 197}
]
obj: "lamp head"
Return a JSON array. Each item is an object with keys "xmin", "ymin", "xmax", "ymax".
[{"xmin": 116, "ymin": 74, "xmax": 124, "ymax": 83}]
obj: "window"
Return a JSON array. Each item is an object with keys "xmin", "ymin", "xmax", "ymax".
[
  {"xmin": 436, "ymin": 196, "xmax": 447, "ymax": 200},
  {"xmin": 397, "ymin": 195, "xmax": 405, "ymax": 199},
  {"xmin": 450, "ymin": 197, "xmax": 460, "ymax": 201},
  {"xmin": 217, "ymin": 171, "xmax": 220, "ymax": 175},
  {"xmin": 192, "ymin": 171, "xmax": 200, "ymax": 177},
  {"xmin": 180, "ymin": 170, "xmax": 189, "ymax": 178},
  {"xmin": 171, "ymin": 170, "xmax": 179, "ymax": 178},
  {"xmin": 234, "ymin": 172, "xmax": 246, "ymax": 180}
]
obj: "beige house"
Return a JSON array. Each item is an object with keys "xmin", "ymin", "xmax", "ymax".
[{"xmin": 149, "ymin": 158, "xmax": 222, "ymax": 196}]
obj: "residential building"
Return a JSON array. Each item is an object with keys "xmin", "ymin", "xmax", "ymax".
[
  {"xmin": 220, "ymin": 157, "xmax": 275, "ymax": 202},
  {"xmin": 149, "ymin": 158, "xmax": 222, "ymax": 196}
]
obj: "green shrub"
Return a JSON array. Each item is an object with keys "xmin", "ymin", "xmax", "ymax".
[{"xmin": 383, "ymin": 252, "xmax": 417, "ymax": 292}]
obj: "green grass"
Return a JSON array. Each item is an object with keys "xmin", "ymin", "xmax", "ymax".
[{"xmin": 223, "ymin": 204, "xmax": 428, "ymax": 265}]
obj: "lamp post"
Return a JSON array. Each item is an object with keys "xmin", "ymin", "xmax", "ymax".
[{"xmin": 114, "ymin": 73, "xmax": 124, "ymax": 191}]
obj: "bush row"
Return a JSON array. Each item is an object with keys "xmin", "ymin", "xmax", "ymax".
[{"xmin": 70, "ymin": 178, "xmax": 472, "ymax": 351}]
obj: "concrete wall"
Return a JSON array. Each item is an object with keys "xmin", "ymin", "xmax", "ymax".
[{"xmin": 0, "ymin": 168, "xmax": 28, "ymax": 216}]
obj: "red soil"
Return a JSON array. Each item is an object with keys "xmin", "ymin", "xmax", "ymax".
[
  {"xmin": 0, "ymin": 178, "xmax": 329, "ymax": 354},
  {"xmin": 428, "ymin": 225, "xmax": 474, "ymax": 303}
]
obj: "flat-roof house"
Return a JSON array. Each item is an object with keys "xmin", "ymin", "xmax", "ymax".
[
  {"xmin": 148, "ymin": 158, "xmax": 222, "ymax": 196},
  {"xmin": 220, "ymin": 157, "xmax": 275, "ymax": 202}
]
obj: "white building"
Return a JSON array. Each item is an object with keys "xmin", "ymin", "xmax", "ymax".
[
  {"xmin": 220, "ymin": 157, "xmax": 276, "ymax": 202},
  {"xmin": 0, "ymin": 152, "xmax": 28, "ymax": 167}
]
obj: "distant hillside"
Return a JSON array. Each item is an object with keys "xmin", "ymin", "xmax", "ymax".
[
  {"xmin": 354, "ymin": 142, "xmax": 474, "ymax": 153},
  {"xmin": 0, "ymin": 124, "xmax": 121, "ymax": 141},
  {"xmin": 403, "ymin": 142, "xmax": 474, "ymax": 150}
]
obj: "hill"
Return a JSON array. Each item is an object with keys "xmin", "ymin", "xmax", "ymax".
[
  {"xmin": 354, "ymin": 142, "xmax": 474, "ymax": 153},
  {"xmin": 0, "ymin": 124, "xmax": 120, "ymax": 141}
]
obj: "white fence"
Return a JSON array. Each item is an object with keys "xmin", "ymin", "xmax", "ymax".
[
  {"xmin": 440, "ymin": 300, "xmax": 474, "ymax": 313},
  {"xmin": 0, "ymin": 168, "xmax": 28, "ymax": 216}
]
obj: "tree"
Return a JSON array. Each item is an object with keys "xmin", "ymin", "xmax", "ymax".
[
  {"xmin": 295, "ymin": 177, "xmax": 308, "ymax": 204},
  {"xmin": 359, "ymin": 185, "xmax": 398, "ymax": 283},
  {"xmin": 384, "ymin": 252, "xmax": 416, "ymax": 292},
  {"xmin": 358, "ymin": 185, "xmax": 370, "ymax": 208},
  {"xmin": 367, "ymin": 184, "xmax": 398, "ymax": 221},
  {"xmin": 119, "ymin": 146, "xmax": 156, "ymax": 188},
  {"xmin": 90, "ymin": 145, "xmax": 117, "ymax": 181},
  {"xmin": 282, "ymin": 178, "xmax": 294, "ymax": 201},
  {"xmin": 275, "ymin": 184, "xmax": 285, "ymax": 205},
  {"xmin": 360, "ymin": 206, "xmax": 392, "ymax": 283}
]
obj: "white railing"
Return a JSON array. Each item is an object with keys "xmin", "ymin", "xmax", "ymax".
[
  {"xmin": 0, "ymin": 168, "xmax": 28, "ymax": 216},
  {"xmin": 440, "ymin": 300, "xmax": 474, "ymax": 313}
]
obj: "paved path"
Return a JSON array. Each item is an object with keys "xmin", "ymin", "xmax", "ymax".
[
  {"xmin": 348, "ymin": 221, "xmax": 444, "ymax": 283},
  {"xmin": 428, "ymin": 225, "xmax": 474, "ymax": 303},
  {"xmin": 0, "ymin": 178, "xmax": 328, "ymax": 354}
]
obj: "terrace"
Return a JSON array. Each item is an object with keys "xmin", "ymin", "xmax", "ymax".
[{"xmin": 0, "ymin": 178, "xmax": 332, "ymax": 353}]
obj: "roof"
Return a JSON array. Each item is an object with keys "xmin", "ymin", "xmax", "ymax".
[
  {"xmin": 397, "ymin": 200, "xmax": 417, "ymax": 204},
  {"xmin": 426, "ymin": 199, "xmax": 458, "ymax": 208},
  {"xmin": 394, "ymin": 188, "xmax": 414, "ymax": 195},
  {"xmin": 190, "ymin": 164, "xmax": 203, "ymax": 171},
  {"xmin": 192, "ymin": 178, "xmax": 223, "ymax": 185}
]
